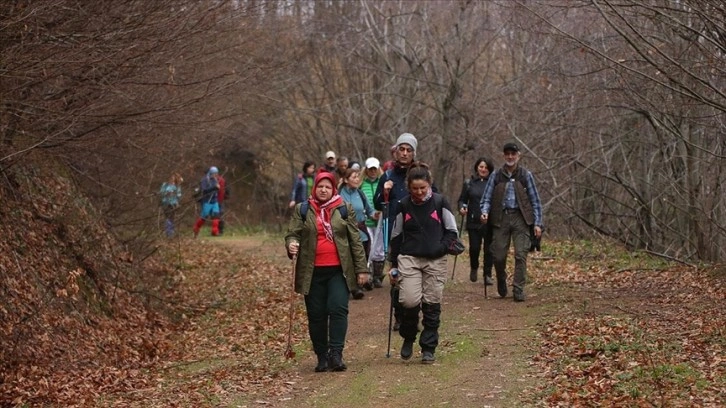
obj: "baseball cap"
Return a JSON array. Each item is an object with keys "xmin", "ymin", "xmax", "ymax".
[
  {"xmin": 503, "ymin": 142, "xmax": 520, "ymax": 153},
  {"xmin": 364, "ymin": 157, "xmax": 380, "ymax": 169},
  {"xmin": 325, "ymin": 151, "xmax": 336, "ymax": 159}
]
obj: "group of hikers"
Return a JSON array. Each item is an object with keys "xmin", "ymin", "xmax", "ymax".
[
  {"xmin": 158, "ymin": 166, "xmax": 229, "ymax": 239},
  {"xmin": 284, "ymin": 133, "xmax": 544, "ymax": 371}
]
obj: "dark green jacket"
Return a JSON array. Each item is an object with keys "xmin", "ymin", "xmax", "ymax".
[{"xmin": 285, "ymin": 202, "xmax": 368, "ymax": 295}]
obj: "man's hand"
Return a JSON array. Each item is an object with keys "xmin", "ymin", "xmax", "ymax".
[
  {"xmin": 459, "ymin": 207, "xmax": 468, "ymax": 216},
  {"xmin": 384, "ymin": 180, "xmax": 393, "ymax": 191},
  {"xmin": 534, "ymin": 226, "xmax": 542, "ymax": 238},
  {"xmin": 480, "ymin": 213, "xmax": 488, "ymax": 224},
  {"xmin": 288, "ymin": 200, "xmax": 296, "ymax": 209}
]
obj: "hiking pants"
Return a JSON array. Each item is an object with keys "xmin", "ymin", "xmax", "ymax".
[
  {"xmin": 396, "ymin": 255, "xmax": 447, "ymax": 308},
  {"xmin": 491, "ymin": 211, "xmax": 530, "ymax": 291},
  {"xmin": 304, "ymin": 266, "xmax": 350, "ymax": 355}
]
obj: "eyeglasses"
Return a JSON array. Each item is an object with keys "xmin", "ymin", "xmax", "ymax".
[{"xmin": 397, "ymin": 146, "xmax": 413, "ymax": 153}]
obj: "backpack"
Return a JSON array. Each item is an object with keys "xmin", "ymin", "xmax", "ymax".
[
  {"xmin": 398, "ymin": 194, "xmax": 464, "ymax": 255},
  {"xmin": 300, "ymin": 201, "xmax": 348, "ymax": 223}
]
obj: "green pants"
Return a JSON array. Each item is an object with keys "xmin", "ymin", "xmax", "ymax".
[
  {"xmin": 304, "ymin": 266, "xmax": 350, "ymax": 355},
  {"xmin": 491, "ymin": 211, "xmax": 531, "ymax": 291}
]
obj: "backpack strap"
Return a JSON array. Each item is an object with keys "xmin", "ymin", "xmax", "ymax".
[{"xmin": 300, "ymin": 202, "xmax": 348, "ymax": 224}]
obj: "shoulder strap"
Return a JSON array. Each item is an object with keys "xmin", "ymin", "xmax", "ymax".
[{"xmin": 300, "ymin": 202, "xmax": 348, "ymax": 223}]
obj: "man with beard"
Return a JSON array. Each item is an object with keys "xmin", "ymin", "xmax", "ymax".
[{"xmin": 479, "ymin": 142, "xmax": 543, "ymax": 302}]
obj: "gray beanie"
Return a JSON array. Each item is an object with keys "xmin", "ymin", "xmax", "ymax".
[{"xmin": 395, "ymin": 133, "xmax": 418, "ymax": 151}]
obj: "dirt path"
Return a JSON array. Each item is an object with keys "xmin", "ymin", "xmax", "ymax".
[{"xmin": 216, "ymin": 236, "xmax": 549, "ymax": 408}]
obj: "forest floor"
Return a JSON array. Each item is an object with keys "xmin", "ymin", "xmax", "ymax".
[{"xmin": 97, "ymin": 232, "xmax": 724, "ymax": 407}]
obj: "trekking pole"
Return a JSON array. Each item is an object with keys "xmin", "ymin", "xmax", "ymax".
[
  {"xmin": 284, "ymin": 254, "xmax": 298, "ymax": 359},
  {"xmin": 451, "ymin": 208, "xmax": 465, "ymax": 280},
  {"xmin": 386, "ymin": 284, "xmax": 395, "ymax": 358},
  {"xmin": 382, "ymin": 189, "xmax": 395, "ymax": 358}
]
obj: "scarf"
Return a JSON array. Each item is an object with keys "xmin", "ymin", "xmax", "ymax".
[
  {"xmin": 411, "ymin": 188, "xmax": 433, "ymax": 205},
  {"xmin": 309, "ymin": 195, "xmax": 343, "ymax": 242},
  {"xmin": 308, "ymin": 172, "xmax": 343, "ymax": 242}
]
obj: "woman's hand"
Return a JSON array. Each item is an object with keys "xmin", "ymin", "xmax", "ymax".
[
  {"xmin": 288, "ymin": 241, "xmax": 300, "ymax": 255},
  {"xmin": 357, "ymin": 273, "xmax": 370, "ymax": 286}
]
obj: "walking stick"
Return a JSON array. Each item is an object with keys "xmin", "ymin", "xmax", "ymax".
[
  {"xmin": 382, "ymin": 190, "xmax": 396, "ymax": 358},
  {"xmin": 450, "ymin": 212, "xmax": 465, "ymax": 280},
  {"xmin": 386, "ymin": 283, "xmax": 395, "ymax": 358},
  {"xmin": 284, "ymin": 254, "xmax": 298, "ymax": 359}
]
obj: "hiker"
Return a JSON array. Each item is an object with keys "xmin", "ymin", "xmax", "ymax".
[
  {"xmin": 457, "ymin": 157, "xmax": 495, "ymax": 285},
  {"xmin": 381, "ymin": 145, "xmax": 397, "ymax": 172},
  {"xmin": 285, "ymin": 172, "xmax": 369, "ymax": 372},
  {"xmin": 319, "ymin": 151, "xmax": 337, "ymax": 174},
  {"xmin": 159, "ymin": 172, "xmax": 183, "ymax": 238},
  {"xmin": 339, "ymin": 167, "xmax": 378, "ymax": 297},
  {"xmin": 388, "ymin": 162, "xmax": 460, "ymax": 364},
  {"xmin": 192, "ymin": 166, "xmax": 221, "ymax": 238},
  {"xmin": 361, "ymin": 157, "xmax": 385, "ymax": 288},
  {"xmin": 334, "ymin": 156, "xmax": 349, "ymax": 182},
  {"xmin": 217, "ymin": 170, "xmax": 229, "ymax": 235},
  {"xmin": 288, "ymin": 161, "xmax": 317, "ymax": 209},
  {"xmin": 373, "ymin": 132, "xmax": 419, "ymax": 331},
  {"xmin": 480, "ymin": 142, "xmax": 543, "ymax": 302}
]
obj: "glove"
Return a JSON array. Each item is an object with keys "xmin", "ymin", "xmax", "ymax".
[{"xmin": 447, "ymin": 238, "xmax": 465, "ymax": 255}]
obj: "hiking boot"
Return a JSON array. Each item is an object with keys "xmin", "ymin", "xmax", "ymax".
[
  {"xmin": 469, "ymin": 268, "xmax": 478, "ymax": 282},
  {"xmin": 352, "ymin": 288, "xmax": 365, "ymax": 300},
  {"xmin": 421, "ymin": 350, "xmax": 435, "ymax": 364},
  {"xmin": 327, "ymin": 350, "xmax": 347, "ymax": 372},
  {"xmin": 400, "ymin": 340, "xmax": 414, "ymax": 360},
  {"xmin": 484, "ymin": 276, "xmax": 494, "ymax": 286},
  {"xmin": 373, "ymin": 277, "xmax": 383, "ymax": 288},
  {"xmin": 513, "ymin": 288, "xmax": 525, "ymax": 302},
  {"xmin": 497, "ymin": 279, "xmax": 508, "ymax": 298},
  {"xmin": 314, "ymin": 352, "xmax": 329, "ymax": 372},
  {"xmin": 362, "ymin": 281, "xmax": 374, "ymax": 291}
]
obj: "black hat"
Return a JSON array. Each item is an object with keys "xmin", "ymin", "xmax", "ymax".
[{"xmin": 503, "ymin": 142, "xmax": 520, "ymax": 153}]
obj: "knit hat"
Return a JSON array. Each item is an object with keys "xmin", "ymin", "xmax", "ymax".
[
  {"xmin": 208, "ymin": 166, "xmax": 219, "ymax": 174},
  {"xmin": 395, "ymin": 133, "xmax": 417, "ymax": 151}
]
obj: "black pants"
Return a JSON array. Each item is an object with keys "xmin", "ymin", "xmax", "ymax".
[{"xmin": 468, "ymin": 226, "xmax": 493, "ymax": 277}]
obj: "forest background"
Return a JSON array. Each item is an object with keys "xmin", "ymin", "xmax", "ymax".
[{"xmin": 1, "ymin": 0, "xmax": 724, "ymax": 405}]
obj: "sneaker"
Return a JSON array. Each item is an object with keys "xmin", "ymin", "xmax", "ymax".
[
  {"xmin": 484, "ymin": 276, "xmax": 494, "ymax": 286},
  {"xmin": 352, "ymin": 288, "xmax": 365, "ymax": 300},
  {"xmin": 513, "ymin": 288, "xmax": 525, "ymax": 302},
  {"xmin": 401, "ymin": 340, "xmax": 414, "ymax": 360},
  {"xmin": 327, "ymin": 350, "xmax": 347, "ymax": 372},
  {"xmin": 421, "ymin": 350, "xmax": 435, "ymax": 364},
  {"xmin": 469, "ymin": 269, "xmax": 478, "ymax": 282},
  {"xmin": 497, "ymin": 279, "xmax": 508, "ymax": 298}
]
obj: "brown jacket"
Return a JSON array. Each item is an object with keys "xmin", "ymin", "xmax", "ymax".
[{"xmin": 488, "ymin": 166, "xmax": 535, "ymax": 228}]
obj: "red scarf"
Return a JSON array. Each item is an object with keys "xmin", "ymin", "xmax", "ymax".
[{"xmin": 308, "ymin": 172, "xmax": 343, "ymax": 242}]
